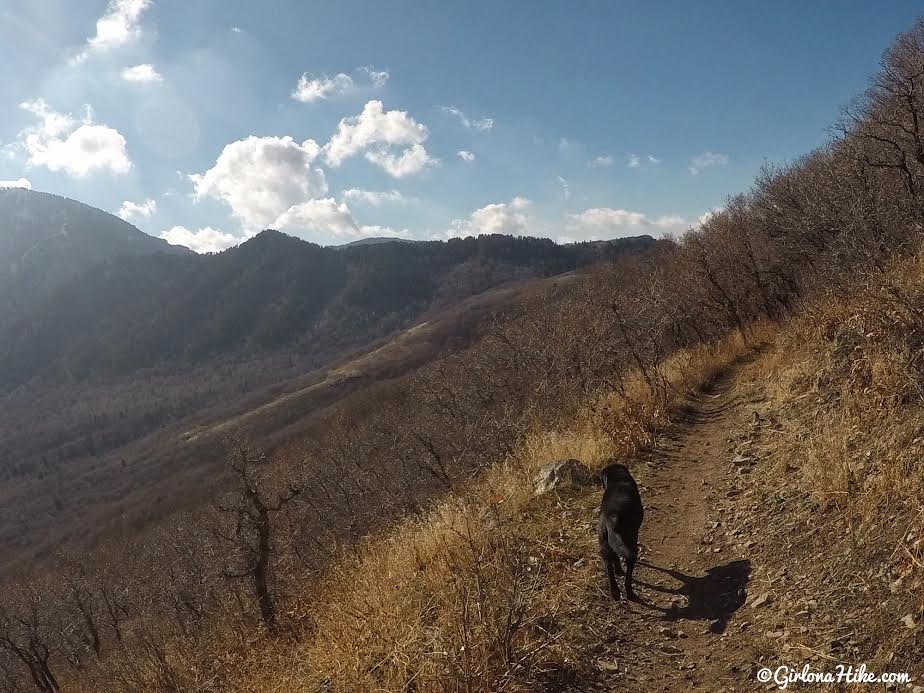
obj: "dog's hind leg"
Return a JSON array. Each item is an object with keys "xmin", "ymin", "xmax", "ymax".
[
  {"xmin": 605, "ymin": 557, "xmax": 621, "ymax": 600},
  {"xmin": 623, "ymin": 534, "xmax": 640, "ymax": 602},
  {"xmin": 599, "ymin": 517, "xmax": 621, "ymax": 600}
]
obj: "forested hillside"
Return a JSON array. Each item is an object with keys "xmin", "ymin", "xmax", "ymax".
[
  {"xmin": 0, "ymin": 228, "xmax": 652, "ymax": 390},
  {"xmin": 0, "ymin": 189, "xmax": 188, "ymax": 328}
]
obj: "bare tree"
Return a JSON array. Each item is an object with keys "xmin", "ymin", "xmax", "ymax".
[{"xmin": 216, "ymin": 440, "xmax": 300, "ymax": 630}]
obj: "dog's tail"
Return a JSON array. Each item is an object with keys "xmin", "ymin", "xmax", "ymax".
[{"xmin": 606, "ymin": 520, "xmax": 637, "ymax": 561}]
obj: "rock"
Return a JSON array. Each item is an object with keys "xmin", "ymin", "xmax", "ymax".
[
  {"xmin": 533, "ymin": 459, "xmax": 593, "ymax": 495},
  {"xmin": 749, "ymin": 592, "xmax": 772, "ymax": 608},
  {"xmin": 902, "ymin": 613, "xmax": 916, "ymax": 629}
]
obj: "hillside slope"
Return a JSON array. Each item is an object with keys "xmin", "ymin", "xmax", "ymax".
[
  {"xmin": 0, "ymin": 188, "xmax": 188, "ymax": 327},
  {"xmin": 0, "ymin": 229, "xmax": 655, "ymax": 390}
]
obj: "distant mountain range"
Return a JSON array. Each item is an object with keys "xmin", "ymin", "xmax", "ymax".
[{"xmin": 0, "ymin": 189, "xmax": 656, "ymax": 391}]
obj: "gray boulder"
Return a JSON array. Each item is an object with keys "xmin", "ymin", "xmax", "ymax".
[{"xmin": 534, "ymin": 458, "xmax": 593, "ymax": 495}]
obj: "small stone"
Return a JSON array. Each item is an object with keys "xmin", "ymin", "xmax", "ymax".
[
  {"xmin": 902, "ymin": 614, "xmax": 916, "ymax": 629},
  {"xmin": 749, "ymin": 592, "xmax": 772, "ymax": 608}
]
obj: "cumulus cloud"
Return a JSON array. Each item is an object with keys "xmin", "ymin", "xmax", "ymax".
[
  {"xmin": 121, "ymin": 64, "xmax": 163, "ymax": 83},
  {"xmin": 324, "ymin": 100, "xmax": 436, "ymax": 177},
  {"xmin": 445, "ymin": 197, "xmax": 531, "ymax": 238},
  {"xmin": 71, "ymin": 0, "xmax": 152, "ymax": 65},
  {"xmin": 118, "ymin": 198, "xmax": 156, "ymax": 221},
  {"xmin": 689, "ymin": 151, "xmax": 729, "ymax": 175},
  {"xmin": 160, "ymin": 226, "xmax": 238, "ymax": 253},
  {"xmin": 274, "ymin": 198, "xmax": 357, "ymax": 235},
  {"xmin": 190, "ymin": 135, "xmax": 326, "ymax": 228},
  {"xmin": 457, "ymin": 150, "xmax": 475, "ymax": 162},
  {"xmin": 291, "ymin": 73, "xmax": 354, "ymax": 102},
  {"xmin": 16, "ymin": 99, "xmax": 132, "ymax": 177},
  {"xmin": 0, "ymin": 178, "xmax": 31, "ymax": 189},
  {"xmin": 588, "ymin": 154, "xmax": 614, "ymax": 168},
  {"xmin": 365, "ymin": 143, "xmax": 435, "ymax": 178},
  {"xmin": 648, "ymin": 154, "xmax": 662, "ymax": 164},
  {"xmin": 291, "ymin": 66, "xmax": 389, "ymax": 103},
  {"xmin": 341, "ymin": 188, "xmax": 408, "ymax": 205},
  {"xmin": 358, "ymin": 65, "xmax": 390, "ymax": 88},
  {"xmin": 569, "ymin": 207, "xmax": 689, "ymax": 239},
  {"xmin": 275, "ymin": 198, "xmax": 408, "ymax": 239},
  {"xmin": 437, "ymin": 106, "xmax": 494, "ymax": 132}
]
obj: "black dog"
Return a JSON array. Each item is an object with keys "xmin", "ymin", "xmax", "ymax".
[{"xmin": 598, "ymin": 462, "xmax": 644, "ymax": 601}]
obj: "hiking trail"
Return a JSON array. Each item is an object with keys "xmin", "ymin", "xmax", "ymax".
[{"xmin": 563, "ymin": 352, "xmax": 770, "ymax": 692}]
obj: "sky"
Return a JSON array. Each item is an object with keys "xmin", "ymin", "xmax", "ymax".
[{"xmin": 0, "ymin": 1, "xmax": 922, "ymax": 252}]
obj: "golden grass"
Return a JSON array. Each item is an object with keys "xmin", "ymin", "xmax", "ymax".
[{"xmin": 226, "ymin": 328, "xmax": 764, "ymax": 692}]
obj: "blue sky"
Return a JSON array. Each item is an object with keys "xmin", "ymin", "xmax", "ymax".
[{"xmin": 0, "ymin": 1, "xmax": 921, "ymax": 251}]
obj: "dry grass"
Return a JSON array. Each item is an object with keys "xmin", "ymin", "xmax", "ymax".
[
  {"xmin": 735, "ymin": 255, "xmax": 924, "ymax": 671},
  {"xmin": 221, "ymin": 329, "xmax": 763, "ymax": 692}
]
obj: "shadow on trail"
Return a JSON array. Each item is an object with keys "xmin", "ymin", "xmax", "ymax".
[{"xmin": 632, "ymin": 559, "xmax": 751, "ymax": 634}]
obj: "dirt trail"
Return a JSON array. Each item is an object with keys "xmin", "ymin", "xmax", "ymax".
[{"xmin": 572, "ymin": 354, "xmax": 766, "ymax": 692}]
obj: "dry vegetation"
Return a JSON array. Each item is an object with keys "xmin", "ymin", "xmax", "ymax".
[
  {"xmin": 728, "ymin": 253, "xmax": 924, "ymax": 671},
  {"xmin": 6, "ymin": 16, "xmax": 924, "ymax": 693}
]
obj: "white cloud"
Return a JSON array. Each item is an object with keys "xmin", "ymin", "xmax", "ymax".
[
  {"xmin": 365, "ymin": 143, "xmax": 435, "ymax": 178},
  {"xmin": 16, "ymin": 99, "xmax": 132, "ymax": 178},
  {"xmin": 291, "ymin": 73, "xmax": 354, "ymax": 103},
  {"xmin": 647, "ymin": 155, "xmax": 662, "ymax": 164},
  {"xmin": 445, "ymin": 196, "xmax": 531, "ymax": 238},
  {"xmin": 627, "ymin": 154, "xmax": 641, "ymax": 168},
  {"xmin": 437, "ymin": 106, "xmax": 494, "ymax": 132},
  {"xmin": 358, "ymin": 65, "xmax": 389, "ymax": 88},
  {"xmin": 275, "ymin": 198, "xmax": 408, "ymax": 239},
  {"xmin": 0, "ymin": 178, "xmax": 31, "ymax": 189},
  {"xmin": 457, "ymin": 150, "xmax": 475, "ymax": 162},
  {"xmin": 118, "ymin": 198, "xmax": 156, "ymax": 221},
  {"xmin": 324, "ymin": 100, "xmax": 436, "ymax": 177},
  {"xmin": 70, "ymin": 0, "xmax": 152, "ymax": 65},
  {"xmin": 190, "ymin": 135, "xmax": 325, "ymax": 229},
  {"xmin": 160, "ymin": 226, "xmax": 238, "ymax": 253},
  {"xmin": 696, "ymin": 206, "xmax": 725, "ymax": 227},
  {"xmin": 291, "ymin": 66, "xmax": 389, "ymax": 103},
  {"xmin": 556, "ymin": 175, "xmax": 570, "ymax": 201},
  {"xmin": 274, "ymin": 198, "xmax": 357, "ymax": 235},
  {"xmin": 341, "ymin": 188, "xmax": 408, "ymax": 205},
  {"xmin": 121, "ymin": 64, "xmax": 163, "ymax": 83},
  {"xmin": 569, "ymin": 207, "xmax": 689, "ymax": 239},
  {"xmin": 689, "ymin": 151, "xmax": 729, "ymax": 175},
  {"xmin": 588, "ymin": 154, "xmax": 614, "ymax": 168},
  {"xmin": 231, "ymin": 26, "xmax": 243, "ymax": 33}
]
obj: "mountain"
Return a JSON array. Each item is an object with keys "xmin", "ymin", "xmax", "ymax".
[
  {"xmin": 0, "ymin": 188, "xmax": 188, "ymax": 327},
  {"xmin": 336, "ymin": 236, "xmax": 417, "ymax": 247},
  {"xmin": 0, "ymin": 228, "xmax": 657, "ymax": 390}
]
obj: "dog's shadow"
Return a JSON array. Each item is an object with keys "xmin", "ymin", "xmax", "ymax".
[{"xmin": 631, "ymin": 559, "xmax": 751, "ymax": 634}]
